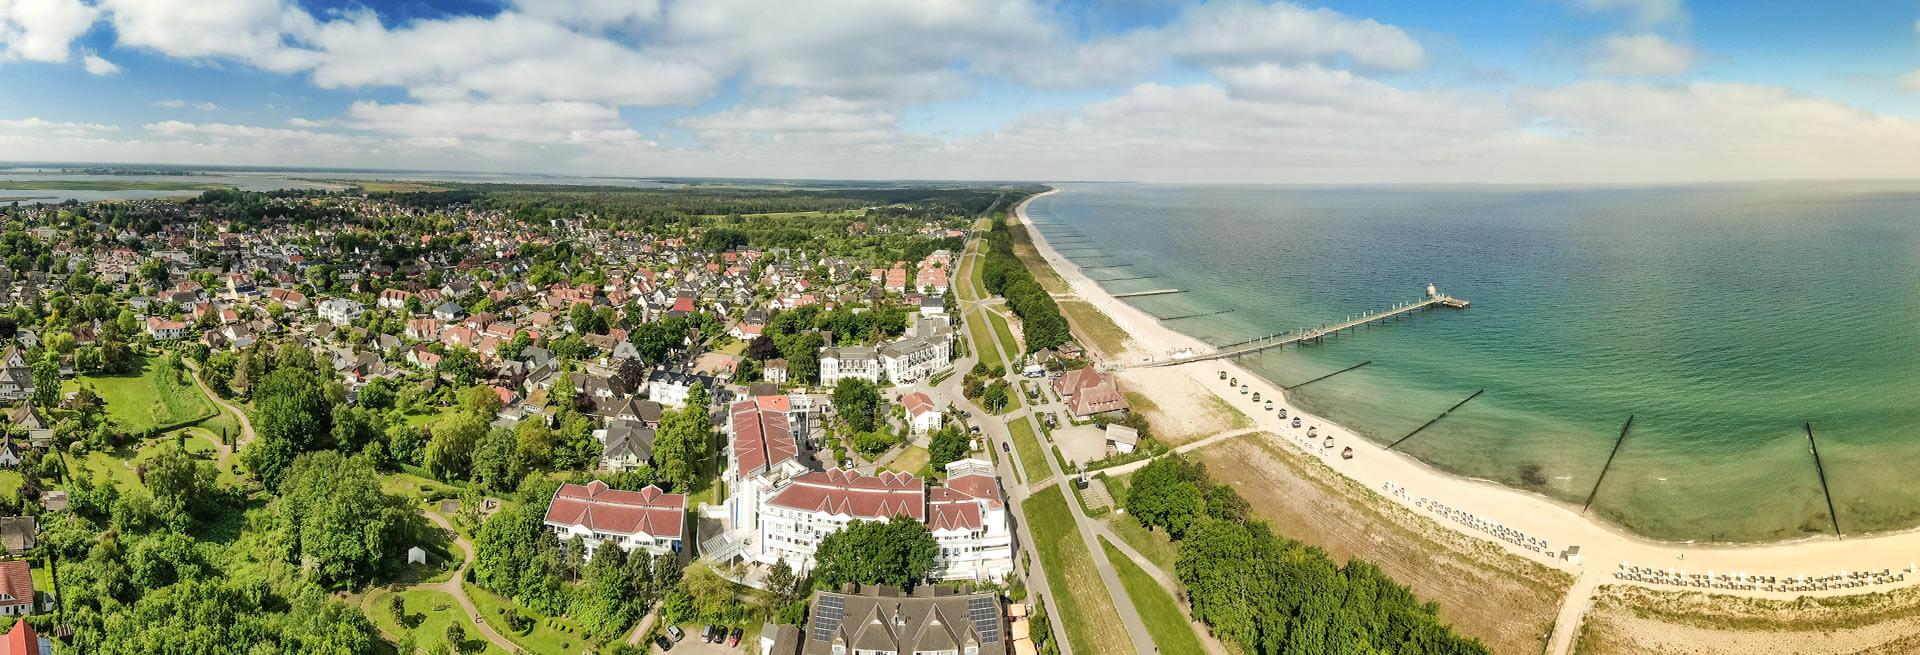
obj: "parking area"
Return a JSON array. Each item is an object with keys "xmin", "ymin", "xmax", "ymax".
[
  {"xmin": 652, "ymin": 625, "xmax": 753, "ymax": 654},
  {"xmin": 1051, "ymin": 423, "xmax": 1110, "ymax": 467}
]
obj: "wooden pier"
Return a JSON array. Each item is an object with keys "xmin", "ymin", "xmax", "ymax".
[{"xmin": 1146, "ymin": 290, "xmax": 1470, "ymax": 367}]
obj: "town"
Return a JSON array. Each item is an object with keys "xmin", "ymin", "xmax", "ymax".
[{"xmin": 0, "ymin": 182, "xmax": 1168, "ymax": 655}]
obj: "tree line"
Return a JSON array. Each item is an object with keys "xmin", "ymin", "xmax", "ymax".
[
  {"xmin": 979, "ymin": 214, "xmax": 1069, "ymax": 353},
  {"xmin": 1125, "ymin": 456, "xmax": 1490, "ymax": 655}
]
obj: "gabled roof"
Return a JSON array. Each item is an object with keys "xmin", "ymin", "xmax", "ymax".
[
  {"xmin": 543, "ymin": 481, "xmax": 686, "ymax": 539},
  {"xmin": 731, "ymin": 401, "xmax": 797, "ymax": 478},
  {"xmin": 0, "ymin": 560, "xmax": 31, "ymax": 608},
  {"xmin": 766, "ymin": 469, "xmax": 925, "ymax": 521}
]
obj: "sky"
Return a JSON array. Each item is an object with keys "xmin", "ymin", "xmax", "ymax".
[{"xmin": 2, "ymin": 0, "xmax": 1920, "ymax": 183}]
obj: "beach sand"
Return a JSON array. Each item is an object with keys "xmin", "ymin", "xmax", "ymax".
[{"xmin": 1014, "ymin": 187, "xmax": 1920, "ymax": 653}]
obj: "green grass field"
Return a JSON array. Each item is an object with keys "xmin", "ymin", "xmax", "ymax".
[
  {"xmin": 1106, "ymin": 515, "xmax": 1178, "ymax": 578},
  {"xmin": 70, "ymin": 356, "xmax": 216, "ymax": 433},
  {"xmin": 985, "ymin": 310, "xmax": 1020, "ymax": 361},
  {"xmin": 1059, "ymin": 300, "xmax": 1131, "ymax": 358},
  {"xmin": 1022, "ymin": 486, "xmax": 1133, "ymax": 655},
  {"xmin": 1099, "ymin": 537, "xmax": 1207, "ymax": 654},
  {"xmin": 1006, "ymin": 419, "xmax": 1052, "ymax": 483},
  {"xmin": 465, "ymin": 582, "xmax": 615, "ymax": 655},
  {"xmin": 967, "ymin": 312, "xmax": 1003, "ymax": 371},
  {"xmin": 885, "ymin": 445, "xmax": 930, "ymax": 476},
  {"xmin": 367, "ymin": 588, "xmax": 508, "ymax": 655}
]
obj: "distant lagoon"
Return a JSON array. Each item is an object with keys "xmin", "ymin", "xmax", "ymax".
[
  {"xmin": 1027, "ymin": 182, "xmax": 1920, "ymax": 543},
  {"xmin": 0, "ymin": 168, "xmax": 680, "ymax": 205}
]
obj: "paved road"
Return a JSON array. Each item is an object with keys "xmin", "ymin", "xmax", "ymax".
[
  {"xmin": 417, "ymin": 511, "xmax": 519, "ymax": 654},
  {"xmin": 960, "ymin": 240, "xmax": 1157, "ymax": 655}
]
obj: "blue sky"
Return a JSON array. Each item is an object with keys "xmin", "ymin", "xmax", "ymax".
[{"xmin": 1, "ymin": 0, "xmax": 1919, "ymax": 182}]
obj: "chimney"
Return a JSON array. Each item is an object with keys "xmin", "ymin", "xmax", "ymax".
[{"xmin": 894, "ymin": 602, "xmax": 906, "ymax": 630}]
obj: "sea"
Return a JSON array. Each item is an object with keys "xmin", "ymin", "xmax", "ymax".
[{"xmin": 1023, "ymin": 182, "xmax": 1920, "ymax": 543}]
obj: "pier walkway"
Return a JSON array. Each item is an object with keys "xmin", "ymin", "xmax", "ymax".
[{"xmin": 1145, "ymin": 290, "xmax": 1469, "ymax": 367}]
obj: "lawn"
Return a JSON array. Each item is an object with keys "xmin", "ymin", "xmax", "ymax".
[
  {"xmin": 966, "ymin": 311, "xmax": 1003, "ymax": 371},
  {"xmin": 1022, "ymin": 486, "xmax": 1133, "ymax": 655},
  {"xmin": 1107, "ymin": 515, "xmax": 1178, "ymax": 575},
  {"xmin": 367, "ymin": 588, "xmax": 509, "ymax": 655},
  {"xmin": 1060, "ymin": 300, "xmax": 1132, "ymax": 358},
  {"xmin": 465, "ymin": 582, "xmax": 618, "ymax": 655},
  {"xmin": 1006, "ymin": 419, "xmax": 1052, "ymax": 483},
  {"xmin": 1099, "ymin": 537, "xmax": 1206, "ymax": 654},
  {"xmin": 402, "ymin": 405, "xmax": 460, "ymax": 429},
  {"xmin": 985, "ymin": 310, "xmax": 1020, "ymax": 363},
  {"xmin": 885, "ymin": 445, "xmax": 930, "ymax": 476},
  {"xmin": 0, "ymin": 471, "xmax": 20, "ymax": 500},
  {"xmin": 69, "ymin": 355, "xmax": 216, "ymax": 433}
]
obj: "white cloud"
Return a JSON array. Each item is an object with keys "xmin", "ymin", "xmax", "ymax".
[
  {"xmin": 1900, "ymin": 70, "xmax": 1920, "ymax": 93},
  {"xmin": 985, "ymin": 1, "xmax": 1426, "ymax": 89},
  {"xmin": 98, "ymin": 0, "xmax": 318, "ymax": 72},
  {"xmin": 152, "ymin": 99, "xmax": 184, "ymax": 108},
  {"xmin": 1588, "ymin": 34, "xmax": 1694, "ymax": 76},
  {"xmin": 343, "ymin": 100, "xmax": 653, "ymax": 147},
  {"xmin": 0, "ymin": 0, "xmax": 99, "ymax": 63},
  {"xmin": 1567, "ymin": 0, "xmax": 1686, "ymax": 27},
  {"xmin": 194, "ymin": 102, "xmax": 217, "ymax": 111},
  {"xmin": 0, "ymin": 116, "xmax": 117, "ymax": 136},
  {"xmin": 81, "ymin": 52, "xmax": 117, "ymax": 75}
]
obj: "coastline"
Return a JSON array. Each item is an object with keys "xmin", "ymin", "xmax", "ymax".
[{"xmin": 1013, "ymin": 185, "xmax": 1920, "ymax": 604}]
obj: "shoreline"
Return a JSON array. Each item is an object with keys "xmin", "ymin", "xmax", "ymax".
[{"xmin": 1014, "ymin": 185, "xmax": 1920, "ymax": 602}]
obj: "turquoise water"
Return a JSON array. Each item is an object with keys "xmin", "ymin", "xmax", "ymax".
[{"xmin": 1026, "ymin": 182, "xmax": 1920, "ymax": 543}]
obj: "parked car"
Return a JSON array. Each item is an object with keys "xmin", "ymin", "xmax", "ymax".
[
  {"xmin": 1001, "ymin": 442, "xmax": 1010, "ymax": 453},
  {"xmin": 703, "ymin": 624, "xmax": 724, "ymax": 642},
  {"xmin": 728, "ymin": 627, "xmax": 743, "ymax": 646},
  {"xmin": 665, "ymin": 625, "xmax": 684, "ymax": 642},
  {"xmin": 654, "ymin": 635, "xmax": 674, "ymax": 651}
]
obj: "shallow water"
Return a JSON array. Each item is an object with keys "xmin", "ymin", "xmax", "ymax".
[{"xmin": 1026, "ymin": 182, "xmax": 1920, "ymax": 543}]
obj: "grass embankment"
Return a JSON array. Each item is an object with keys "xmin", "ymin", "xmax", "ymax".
[
  {"xmin": 367, "ymin": 588, "xmax": 509, "ymax": 655},
  {"xmin": 1006, "ymin": 419, "xmax": 1052, "ymax": 484},
  {"xmin": 0, "ymin": 180, "xmax": 234, "ymax": 192},
  {"xmin": 1194, "ymin": 433, "xmax": 1571, "ymax": 655},
  {"xmin": 1058, "ymin": 300, "xmax": 1131, "ymax": 359},
  {"xmin": 985, "ymin": 311, "xmax": 1020, "ymax": 363},
  {"xmin": 1022, "ymin": 487, "xmax": 1133, "ymax": 655},
  {"xmin": 1098, "ymin": 537, "xmax": 1207, "ymax": 654},
  {"xmin": 1008, "ymin": 224, "xmax": 1072, "ymax": 295},
  {"xmin": 967, "ymin": 312, "xmax": 1003, "ymax": 371}
]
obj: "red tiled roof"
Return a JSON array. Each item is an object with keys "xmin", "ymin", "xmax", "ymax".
[
  {"xmin": 0, "ymin": 561, "xmax": 30, "ymax": 609},
  {"xmin": 543, "ymin": 481, "xmax": 686, "ymax": 539},
  {"xmin": 767, "ymin": 469, "xmax": 925, "ymax": 521},
  {"xmin": 1068, "ymin": 381, "xmax": 1129, "ymax": 417},
  {"xmin": 754, "ymin": 395, "xmax": 791, "ymax": 413},
  {"xmin": 901, "ymin": 392, "xmax": 936, "ymax": 417},
  {"xmin": 0, "ymin": 617, "xmax": 39, "ymax": 655},
  {"xmin": 732, "ymin": 401, "xmax": 797, "ymax": 478}
]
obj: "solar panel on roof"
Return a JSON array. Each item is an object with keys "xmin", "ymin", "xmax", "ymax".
[
  {"xmin": 811, "ymin": 595, "xmax": 846, "ymax": 641},
  {"xmin": 967, "ymin": 596, "xmax": 1000, "ymax": 643}
]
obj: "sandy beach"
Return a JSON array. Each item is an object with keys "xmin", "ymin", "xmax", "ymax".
[{"xmin": 1013, "ymin": 186, "xmax": 1920, "ymax": 650}]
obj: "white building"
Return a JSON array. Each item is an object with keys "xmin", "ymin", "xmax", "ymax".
[
  {"xmin": 878, "ymin": 335, "xmax": 951, "ymax": 384},
  {"xmin": 818, "ymin": 346, "xmax": 879, "ymax": 385},
  {"xmin": 646, "ymin": 370, "xmax": 717, "ymax": 408},
  {"xmin": 144, "ymin": 317, "xmax": 190, "ymax": 341},
  {"xmin": 901, "ymin": 391, "xmax": 942, "ymax": 434},
  {"xmin": 542, "ymin": 481, "xmax": 687, "ymax": 559},
  {"xmin": 316, "ymin": 298, "xmax": 366, "ymax": 324}
]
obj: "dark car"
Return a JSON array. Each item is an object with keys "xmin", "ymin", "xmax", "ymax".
[
  {"xmin": 1001, "ymin": 442, "xmax": 1010, "ymax": 453},
  {"xmin": 727, "ymin": 626, "xmax": 743, "ymax": 646},
  {"xmin": 703, "ymin": 624, "xmax": 723, "ymax": 642},
  {"xmin": 654, "ymin": 634, "xmax": 674, "ymax": 651}
]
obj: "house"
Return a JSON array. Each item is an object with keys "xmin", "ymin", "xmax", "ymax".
[
  {"xmin": 0, "ymin": 517, "xmax": 31, "ymax": 556},
  {"xmin": 1105, "ymin": 424, "xmax": 1139, "ymax": 454},
  {"xmin": 542, "ymin": 481, "xmax": 687, "ymax": 558},
  {"xmin": 818, "ymin": 346, "xmax": 879, "ymax": 385},
  {"xmin": 763, "ymin": 358, "xmax": 789, "ymax": 384},
  {"xmin": 0, "ymin": 562, "xmax": 26, "ymax": 618},
  {"xmin": 432, "ymin": 301, "xmax": 465, "ymax": 322},
  {"xmin": 596, "ymin": 420, "xmax": 656, "ymax": 472},
  {"xmin": 645, "ymin": 370, "xmax": 716, "ymax": 408},
  {"xmin": 316, "ymin": 298, "xmax": 366, "ymax": 324},
  {"xmin": 919, "ymin": 294, "xmax": 946, "ymax": 315},
  {"xmin": 144, "ymin": 316, "xmax": 190, "ymax": 340},
  {"xmin": 0, "ymin": 436, "xmax": 20, "ymax": 469},
  {"xmin": 902, "ymin": 392, "xmax": 942, "ymax": 434},
  {"xmin": 0, "ymin": 616, "xmax": 50, "ymax": 655},
  {"xmin": 376, "ymin": 288, "xmax": 412, "ymax": 310},
  {"xmin": 765, "ymin": 584, "xmax": 1005, "ymax": 655},
  {"xmin": 0, "ymin": 366, "xmax": 28, "ymax": 402},
  {"xmin": 1052, "ymin": 367, "xmax": 1130, "ymax": 420}
]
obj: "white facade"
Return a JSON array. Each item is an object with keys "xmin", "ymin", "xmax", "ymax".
[
  {"xmin": 818, "ymin": 346, "xmax": 879, "ymax": 385},
  {"xmin": 317, "ymin": 298, "xmax": 366, "ymax": 324},
  {"xmin": 879, "ymin": 336, "xmax": 951, "ymax": 384}
]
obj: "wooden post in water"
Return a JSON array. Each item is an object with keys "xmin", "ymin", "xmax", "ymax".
[
  {"xmin": 1806, "ymin": 423, "xmax": 1843, "ymax": 539},
  {"xmin": 1582, "ymin": 415, "xmax": 1634, "ymax": 514}
]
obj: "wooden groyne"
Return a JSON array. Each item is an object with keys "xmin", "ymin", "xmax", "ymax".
[
  {"xmin": 1582, "ymin": 415, "xmax": 1635, "ymax": 513},
  {"xmin": 1112, "ymin": 289, "xmax": 1181, "ymax": 298}
]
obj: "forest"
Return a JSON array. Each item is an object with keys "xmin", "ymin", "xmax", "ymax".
[
  {"xmin": 978, "ymin": 211, "xmax": 1069, "ymax": 353},
  {"xmin": 1124, "ymin": 456, "xmax": 1491, "ymax": 655}
]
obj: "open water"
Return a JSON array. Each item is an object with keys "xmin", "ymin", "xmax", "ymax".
[{"xmin": 1025, "ymin": 182, "xmax": 1920, "ymax": 543}]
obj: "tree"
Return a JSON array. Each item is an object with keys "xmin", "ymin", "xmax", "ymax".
[
  {"xmin": 651, "ymin": 390, "xmax": 712, "ymax": 491},
  {"xmin": 425, "ymin": 412, "xmax": 489, "ymax": 480},
  {"xmin": 982, "ymin": 380, "xmax": 1009, "ymax": 414},
  {"xmin": 833, "ymin": 378, "xmax": 882, "ymax": 433},
  {"xmin": 143, "ymin": 442, "xmax": 217, "ymax": 529},
  {"xmin": 29, "ymin": 355, "xmax": 59, "ymax": 409},
  {"xmin": 746, "ymin": 335, "xmax": 780, "ymax": 361},
  {"xmin": 927, "ymin": 426, "xmax": 970, "ymax": 472},
  {"xmin": 274, "ymin": 451, "xmax": 423, "ymax": 588},
  {"xmin": 811, "ymin": 516, "xmax": 938, "ymax": 590},
  {"xmin": 457, "ymin": 384, "xmax": 503, "ymax": 420},
  {"xmin": 1124, "ymin": 456, "xmax": 1209, "ymax": 539},
  {"xmin": 684, "ymin": 563, "xmax": 736, "ymax": 623},
  {"xmin": 611, "ymin": 357, "xmax": 647, "ymax": 396},
  {"xmin": 243, "ymin": 368, "xmax": 335, "ymax": 487},
  {"xmin": 439, "ymin": 347, "xmax": 481, "ymax": 387}
]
